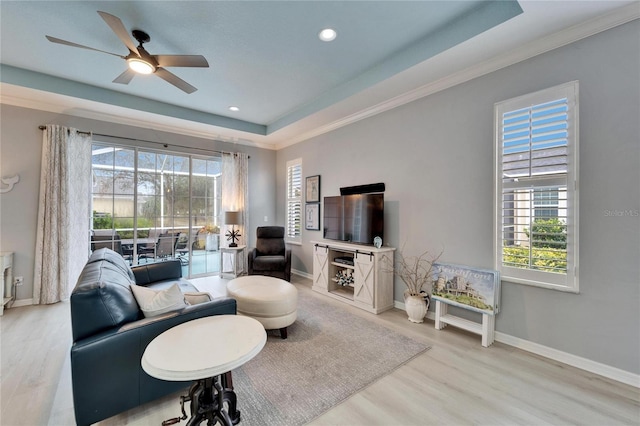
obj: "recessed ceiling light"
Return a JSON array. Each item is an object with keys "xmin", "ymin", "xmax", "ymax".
[
  {"xmin": 318, "ymin": 28, "xmax": 337, "ymax": 42},
  {"xmin": 229, "ymin": 106, "xmax": 240, "ymax": 112}
]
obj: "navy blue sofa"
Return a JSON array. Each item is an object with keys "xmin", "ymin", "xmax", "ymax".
[{"xmin": 70, "ymin": 248, "xmax": 236, "ymax": 425}]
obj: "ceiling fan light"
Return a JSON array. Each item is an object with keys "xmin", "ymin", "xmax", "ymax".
[{"xmin": 128, "ymin": 58, "xmax": 155, "ymax": 74}]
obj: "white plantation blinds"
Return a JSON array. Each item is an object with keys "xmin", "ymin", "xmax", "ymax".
[
  {"xmin": 495, "ymin": 81, "xmax": 579, "ymax": 292},
  {"xmin": 286, "ymin": 159, "xmax": 302, "ymax": 242},
  {"xmin": 502, "ymin": 98, "xmax": 568, "ymax": 179}
]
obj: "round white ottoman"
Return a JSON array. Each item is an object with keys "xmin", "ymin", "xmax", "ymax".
[{"xmin": 226, "ymin": 275, "xmax": 298, "ymax": 339}]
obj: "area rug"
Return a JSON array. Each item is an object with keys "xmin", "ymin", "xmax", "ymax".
[{"xmin": 231, "ymin": 290, "xmax": 430, "ymax": 426}]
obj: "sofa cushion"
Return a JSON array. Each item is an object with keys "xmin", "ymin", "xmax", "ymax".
[
  {"xmin": 131, "ymin": 283, "xmax": 188, "ymax": 318},
  {"xmin": 184, "ymin": 292, "xmax": 213, "ymax": 305},
  {"xmin": 87, "ymin": 247, "xmax": 136, "ymax": 282},
  {"xmin": 252, "ymin": 255, "xmax": 288, "ymax": 272},
  {"xmin": 132, "ymin": 261, "xmax": 182, "ymax": 286},
  {"xmin": 71, "ymin": 257, "xmax": 139, "ymax": 341}
]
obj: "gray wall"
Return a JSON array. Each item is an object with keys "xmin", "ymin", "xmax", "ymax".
[
  {"xmin": 0, "ymin": 105, "xmax": 277, "ymax": 302},
  {"xmin": 277, "ymin": 21, "xmax": 640, "ymax": 374}
]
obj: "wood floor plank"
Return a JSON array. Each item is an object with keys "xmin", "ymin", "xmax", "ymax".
[{"xmin": 1, "ymin": 276, "xmax": 638, "ymax": 426}]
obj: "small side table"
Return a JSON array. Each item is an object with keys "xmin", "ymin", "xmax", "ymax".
[
  {"xmin": 0, "ymin": 252, "xmax": 14, "ymax": 316},
  {"xmin": 142, "ymin": 315, "xmax": 266, "ymax": 426},
  {"xmin": 220, "ymin": 245, "xmax": 246, "ymax": 279}
]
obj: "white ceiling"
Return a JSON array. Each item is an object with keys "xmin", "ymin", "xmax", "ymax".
[{"xmin": 1, "ymin": 1, "xmax": 637, "ymax": 149}]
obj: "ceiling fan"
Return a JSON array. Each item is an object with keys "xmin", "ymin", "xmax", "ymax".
[{"xmin": 45, "ymin": 11, "xmax": 209, "ymax": 94}]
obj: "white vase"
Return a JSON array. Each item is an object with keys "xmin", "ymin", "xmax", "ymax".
[{"xmin": 404, "ymin": 290, "xmax": 428, "ymax": 323}]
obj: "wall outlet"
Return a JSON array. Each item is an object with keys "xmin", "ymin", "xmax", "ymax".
[{"xmin": 14, "ymin": 276, "xmax": 23, "ymax": 286}]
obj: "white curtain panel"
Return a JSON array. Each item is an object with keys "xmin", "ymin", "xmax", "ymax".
[
  {"xmin": 221, "ymin": 152, "xmax": 249, "ymax": 249},
  {"xmin": 33, "ymin": 125, "xmax": 91, "ymax": 304}
]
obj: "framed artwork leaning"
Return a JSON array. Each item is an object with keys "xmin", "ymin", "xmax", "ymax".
[{"xmin": 431, "ymin": 263, "xmax": 500, "ymax": 315}]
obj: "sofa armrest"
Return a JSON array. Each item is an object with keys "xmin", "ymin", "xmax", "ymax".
[
  {"xmin": 247, "ymin": 248, "xmax": 257, "ymax": 273},
  {"xmin": 119, "ymin": 297, "xmax": 236, "ymax": 333},
  {"xmin": 132, "ymin": 260, "xmax": 182, "ymax": 285},
  {"xmin": 285, "ymin": 248, "xmax": 292, "ymax": 279}
]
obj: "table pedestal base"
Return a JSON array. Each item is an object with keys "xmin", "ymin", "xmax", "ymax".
[{"xmin": 163, "ymin": 373, "xmax": 240, "ymax": 426}]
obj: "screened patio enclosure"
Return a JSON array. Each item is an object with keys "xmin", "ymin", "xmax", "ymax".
[{"xmin": 91, "ymin": 144, "xmax": 223, "ymax": 277}]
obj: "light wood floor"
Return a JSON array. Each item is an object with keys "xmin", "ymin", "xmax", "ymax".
[{"xmin": 1, "ymin": 275, "xmax": 639, "ymax": 426}]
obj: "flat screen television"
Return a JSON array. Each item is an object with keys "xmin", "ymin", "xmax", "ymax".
[{"xmin": 323, "ymin": 193, "xmax": 384, "ymax": 245}]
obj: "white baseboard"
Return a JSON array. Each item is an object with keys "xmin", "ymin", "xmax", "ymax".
[
  {"xmin": 394, "ymin": 300, "xmax": 639, "ymax": 388},
  {"xmin": 11, "ymin": 298, "xmax": 34, "ymax": 308},
  {"xmin": 494, "ymin": 331, "xmax": 640, "ymax": 388},
  {"xmin": 292, "ymin": 269, "xmax": 312, "ymax": 280}
]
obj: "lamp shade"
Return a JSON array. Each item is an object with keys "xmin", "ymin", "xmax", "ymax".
[{"xmin": 224, "ymin": 211, "xmax": 242, "ymax": 225}]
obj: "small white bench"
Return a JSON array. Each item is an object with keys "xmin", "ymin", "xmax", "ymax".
[{"xmin": 433, "ymin": 296, "xmax": 495, "ymax": 347}]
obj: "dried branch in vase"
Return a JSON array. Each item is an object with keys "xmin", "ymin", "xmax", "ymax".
[{"xmin": 386, "ymin": 245, "xmax": 444, "ymax": 296}]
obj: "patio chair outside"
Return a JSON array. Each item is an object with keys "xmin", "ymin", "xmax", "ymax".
[{"xmin": 156, "ymin": 233, "xmax": 180, "ymax": 260}]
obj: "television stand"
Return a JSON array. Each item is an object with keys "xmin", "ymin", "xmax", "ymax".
[{"xmin": 311, "ymin": 240, "xmax": 395, "ymax": 314}]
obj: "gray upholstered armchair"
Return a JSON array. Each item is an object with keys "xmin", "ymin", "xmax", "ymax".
[{"xmin": 247, "ymin": 226, "xmax": 292, "ymax": 281}]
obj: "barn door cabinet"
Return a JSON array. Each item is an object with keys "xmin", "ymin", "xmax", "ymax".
[{"xmin": 311, "ymin": 240, "xmax": 395, "ymax": 314}]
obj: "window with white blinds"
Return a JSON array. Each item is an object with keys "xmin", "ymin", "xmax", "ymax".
[
  {"xmin": 495, "ymin": 81, "xmax": 579, "ymax": 292},
  {"xmin": 286, "ymin": 158, "xmax": 302, "ymax": 242}
]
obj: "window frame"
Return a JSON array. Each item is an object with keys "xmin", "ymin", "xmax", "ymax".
[
  {"xmin": 494, "ymin": 81, "xmax": 579, "ymax": 293},
  {"xmin": 286, "ymin": 158, "xmax": 302, "ymax": 244}
]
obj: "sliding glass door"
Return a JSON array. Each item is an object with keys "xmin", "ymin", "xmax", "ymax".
[
  {"xmin": 190, "ymin": 158, "xmax": 222, "ymax": 275},
  {"xmin": 91, "ymin": 143, "xmax": 221, "ymax": 277}
]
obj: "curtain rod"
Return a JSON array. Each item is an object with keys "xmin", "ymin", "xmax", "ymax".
[{"xmin": 37, "ymin": 125, "xmax": 247, "ymax": 157}]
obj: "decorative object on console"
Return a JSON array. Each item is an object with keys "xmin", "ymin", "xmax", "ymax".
[
  {"xmin": 373, "ymin": 236, "xmax": 382, "ymax": 248},
  {"xmin": 224, "ymin": 211, "xmax": 242, "ymax": 247},
  {"xmin": 0, "ymin": 174, "xmax": 19, "ymax": 194},
  {"xmin": 335, "ymin": 269, "xmax": 354, "ymax": 287},
  {"xmin": 387, "ymin": 246, "xmax": 443, "ymax": 323},
  {"xmin": 305, "ymin": 203, "xmax": 320, "ymax": 230},
  {"xmin": 306, "ymin": 175, "xmax": 321, "ymax": 203}
]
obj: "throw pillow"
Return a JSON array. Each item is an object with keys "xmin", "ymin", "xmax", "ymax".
[
  {"xmin": 130, "ymin": 283, "xmax": 187, "ymax": 318},
  {"xmin": 184, "ymin": 292, "xmax": 213, "ymax": 305}
]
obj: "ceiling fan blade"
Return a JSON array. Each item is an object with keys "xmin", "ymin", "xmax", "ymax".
[
  {"xmin": 46, "ymin": 35, "xmax": 124, "ymax": 58},
  {"xmin": 154, "ymin": 55, "xmax": 209, "ymax": 68},
  {"xmin": 113, "ymin": 68, "xmax": 136, "ymax": 85},
  {"xmin": 155, "ymin": 68, "xmax": 197, "ymax": 94},
  {"xmin": 97, "ymin": 11, "xmax": 138, "ymax": 54}
]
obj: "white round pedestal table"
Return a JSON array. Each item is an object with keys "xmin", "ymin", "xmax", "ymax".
[{"xmin": 142, "ymin": 315, "xmax": 266, "ymax": 426}]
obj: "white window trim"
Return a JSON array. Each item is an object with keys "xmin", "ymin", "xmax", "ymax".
[
  {"xmin": 494, "ymin": 81, "xmax": 579, "ymax": 293},
  {"xmin": 286, "ymin": 158, "xmax": 302, "ymax": 244}
]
